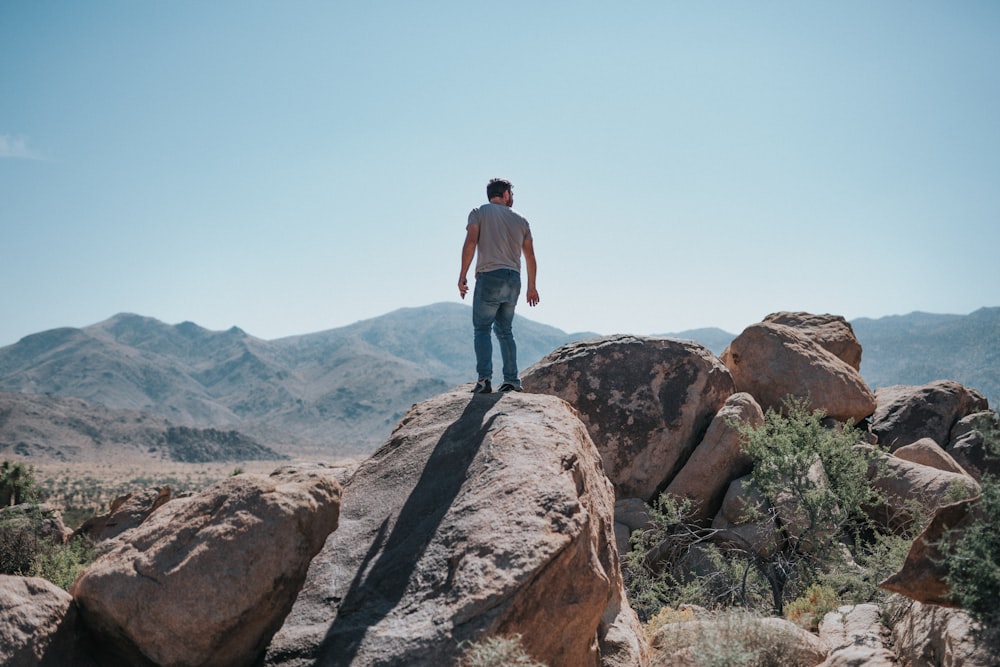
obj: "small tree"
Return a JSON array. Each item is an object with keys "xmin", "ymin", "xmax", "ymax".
[{"xmin": 0, "ymin": 460, "xmax": 41, "ymax": 507}]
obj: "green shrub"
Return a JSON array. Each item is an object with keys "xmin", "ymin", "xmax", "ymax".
[
  {"xmin": 459, "ymin": 634, "xmax": 546, "ymax": 667},
  {"xmin": 0, "ymin": 506, "xmax": 95, "ymax": 590},
  {"xmin": 942, "ymin": 411, "xmax": 1000, "ymax": 653},
  {"xmin": 653, "ymin": 610, "xmax": 808, "ymax": 667},
  {"xmin": 784, "ymin": 583, "xmax": 840, "ymax": 631},
  {"xmin": 1, "ymin": 460, "xmax": 42, "ymax": 506}
]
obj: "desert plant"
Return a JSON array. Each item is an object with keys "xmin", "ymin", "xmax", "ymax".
[
  {"xmin": 652, "ymin": 610, "xmax": 809, "ymax": 667},
  {"xmin": 0, "ymin": 505, "xmax": 95, "ymax": 589},
  {"xmin": 29, "ymin": 534, "xmax": 95, "ymax": 590},
  {"xmin": 784, "ymin": 583, "xmax": 840, "ymax": 631},
  {"xmin": 942, "ymin": 411, "xmax": 1000, "ymax": 653},
  {"xmin": 459, "ymin": 634, "xmax": 546, "ymax": 667},
  {"xmin": 0, "ymin": 460, "xmax": 42, "ymax": 506}
]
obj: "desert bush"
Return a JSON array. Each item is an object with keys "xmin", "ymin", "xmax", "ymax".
[
  {"xmin": 942, "ymin": 411, "xmax": 1000, "ymax": 653},
  {"xmin": 625, "ymin": 401, "xmax": 907, "ymax": 620},
  {"xmin": 652, "ymin": 610, "xmax": 809, "ymax": 667},
  {"xmin": 459, "ymin": 634, "xmax": 546, "ymax": 667},
  {"xmin": 784, "ymin": 583, "xmax": 839, "ymax": 631},
  {"xmin": 0, "ymin": 506, "xmax": 94, "ymax": 589}
]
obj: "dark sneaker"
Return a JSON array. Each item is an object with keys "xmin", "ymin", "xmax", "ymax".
[
  {"xmin": 499, "ymin": 383, "xmax": 523, "ymax": 393},
  {"xmin": 472, "ymin": 379, "xmax": 492, "ymax": 394}
]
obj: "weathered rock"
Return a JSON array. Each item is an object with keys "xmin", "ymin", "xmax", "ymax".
[
  {"xmin": 711, "ymin": 475, "xmax": 782, "ymax": 559},
  {"xmin": 879, "ymin": 497, "xmax": 981, "ymax": 606},
  {"xmin": 664, "ymin": 392, "xmax": 762, "ymax": 523},
  {"xmin": 71, "ymin": 463, "xmax": 342, "ymax": 667},
  {"xmin": 720, "ymin": 321, "xmax": 876, "ymax": 423},
  {"xmin": 872, "ymin": 380, "xmax": 989, "ymax": 451},
  {"xmin": 894, "ymin": 437, "xmax": 969, "ymax": 477},
  {"xmin": 73, "ymin": 486, "xmax": 172, "ymax": 544},
  {"xmin": 522, "ymin": 335, "xmax": 735, "ymax": 501},
  {"xmin": 866, "ymin": 450, "xmax": 980, "ymax": 532},
  {"xmin": 0, "ymin": 575, "xmax": 95, "ymax": 667},
  {"xmin": 265, "ymin": 389, "xmax": 649, "ymax": 667},
  {"xmin": 614, "ymin": 498, "xmax": 654, "ymax": 554},
  {"xmin": 947, "ymin": 411, "xmax": 1000, "ymax": 482},
  {"xmin": 887, "ymin": 595, "xmax": 995, "ymax": 667},
  {"xmin": 818, "ymin": 603, "xmax": 895, "ymax": 666},
  {"xmin": 763, "ymin": 311, "xmax": 863, "ymax": 371},
  {"xmin": 651, "ymin": 615, "xmax": 826, "ymax": 667}
]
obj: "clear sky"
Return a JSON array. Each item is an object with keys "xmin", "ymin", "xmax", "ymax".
[{"xmin": 2, "ymin": 1, "xmax": 998, "ymax": 347}]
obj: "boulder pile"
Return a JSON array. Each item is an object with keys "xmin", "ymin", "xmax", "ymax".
[{"xmin": 1, "ymin": 310, "xmax": 995, "ymax": 666}]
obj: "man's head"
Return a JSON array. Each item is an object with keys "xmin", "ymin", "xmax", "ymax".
[{"xmin": 486, "ymin": 178, "xmax": 513, "ymax": 206}]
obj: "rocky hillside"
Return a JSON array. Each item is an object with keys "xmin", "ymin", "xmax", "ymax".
[{"xmin": 0, "ymin": 304, "xmax": 995, "ymax": 461}]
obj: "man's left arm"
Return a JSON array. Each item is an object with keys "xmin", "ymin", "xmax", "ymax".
[{"xmin": 522, "ymin": 236, "xmax": 539, "ymax": 307}]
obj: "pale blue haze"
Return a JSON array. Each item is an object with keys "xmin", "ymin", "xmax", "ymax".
[{"xmin": 2, "ymin": 1, "xmax": 998, "ymax": 346}]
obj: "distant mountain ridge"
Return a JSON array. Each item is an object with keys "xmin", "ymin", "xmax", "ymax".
[{"xmin": 0, "ymin": 304, "xmax": 996, "ymax": 462}]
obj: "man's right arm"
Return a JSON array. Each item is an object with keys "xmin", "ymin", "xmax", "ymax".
[
  {"xmin": 458, "ymin": 223, "xmax": 479, "ymax": 299},
  {"xmin": 522, "ymin": 236, "xmax": 539, "ymax": 307}
]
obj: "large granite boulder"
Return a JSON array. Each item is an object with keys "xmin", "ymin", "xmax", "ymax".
[
  {"xmin": 871, "ymin": 380, "xmax": 989, "ymax": 451},
  {"xmin": 763, "ymin": 311, "xmax": 863, "ymax": 371},
  {"xmin": 887, "ymin": 596, "xmax": 995, "ymax": 667},
  {"xmin": 264, "ymin": 389, "xmax": 649, "ymax": 667},
  {"xmin": 522, "ymin": 335, "xmax": 735, "ymax": 501},
  {"xmin": 817, "ymin": 604, "xmax": 895, "ymax": 667},
  {"xmin": 879, "ymin": 496, "xmax": 981, "ymax": 606},
  {"xmin": 720, "ymin": 321, "xmax": 876, "ymax": 423},
  {"xmin": 947, "ymin": 410, "xmax": 1000, "ymax": 482},
  {"xmin": 0, "ymin": 575, "xmax": 95, "ymax": 667},
  {"xmin": 664, "ymin": 392, "xmax": 763, "ymax": 523},
  {"xmin": 893, "ymin": 437, "xmax": 969, "ymax": 477},
  {"xmin": 71, "ymin": 464, "xmax": 342, "ymax": 667}
]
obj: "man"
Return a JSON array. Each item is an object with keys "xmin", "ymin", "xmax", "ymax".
[{"xmin": 458, "ymin": 178, "xmax": 539, "ymax": 394}]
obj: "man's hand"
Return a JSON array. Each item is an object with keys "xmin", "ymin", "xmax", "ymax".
[
  {"xmin": 459, "ymin": 277, "xmax": 469, "ymax": 299},
  {"xmin": 526, "ymin": 288, "xmax": 540, "ymax": 307}
]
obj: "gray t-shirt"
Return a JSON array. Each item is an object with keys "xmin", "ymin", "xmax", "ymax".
[{"xmin": 467, "ymin": 203, "xmax": 532, "ymax": 275}]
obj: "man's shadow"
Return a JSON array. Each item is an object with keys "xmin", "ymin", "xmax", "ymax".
[{"xmin": 318, "ymin": 393, "xmax": 502, "ymax": 665}]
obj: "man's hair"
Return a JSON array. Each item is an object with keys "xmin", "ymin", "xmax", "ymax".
[{"xmin": 486, "ymin": 178, "xmax": 513, "ymax": 200}]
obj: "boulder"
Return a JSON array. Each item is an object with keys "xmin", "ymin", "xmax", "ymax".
[
  {"xmin": 0, "ymin": 575, "xmax": 95, "ymax": 667},
  {"xmin": 720, "ymin": 321, "xmax": 876, "ymax": 423},
  {"xmin": 894, "ymin": 437, "xmax": 969, "ymax": 477},
  {"xmin": 614, "ymin": 498, "xmax": 654, "ymax": 554},
  {"xmin": 818, "ymin": 604, "xmax": 895, "ymax": 667},
  {"xmin": 665, "ymin": 392, "xmax": 763, "ymax": 523},
  {"xmin": 522, "ymin": 335, "xmax": 735, "ymax": 501},
  {"xmin": 264, "ymin": 389, "xmax": 649, "ymax": 667},
  {"xmin": 711, "ymin": 476, "xmax": 782, "ymax": 559},
  {"xmin": 763, "ymin": 311, "xmax": 863, "ymax": 370},
  {"xmin": 872, "ymin": 380, "xmax": 989, "ymax": 451},
  {"xmin": 947, "ymin": 411, "xmax": 1000, "ymax": 482},
  {"xmin": 866, "ymin": 450, "xmax": 980, "ymax": 532},
  {"xmin": 879, "ymin": 496, "xmax": 981, "ymax": 606},
  {"xmin": 73, "ymin": 486, "xmax": 172, "ymax": 544},
  {"xmin": 71, "ymin": 464, "xmax": 342, "ymax": 667},
  {"xmin": 887, "ymin": 596, "xmax": 995, "ymax": 667}
]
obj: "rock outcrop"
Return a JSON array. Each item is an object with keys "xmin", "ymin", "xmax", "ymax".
[
  {"xmin": 74, "ymin": 487, "xmax": 172, "ymax": 544},
  {"xmin": 947, "ymin": 410, "xmax": 1000, "ymax": 482},
  {"xmin": 664, "ymin": 392, "xmax": 763, "ymax": 523},
  {"xmin": 71, "ymin": 464, "xmax": 342, "ymax": 667},
  {"xmin": 763, "ymin": 312, "xmax": 863, "ymax": 371},
  {"xmin": 721, "ymin": 321, "xmax": 876, "ymax": 422},
  {"xmin": 879, "ymin": 497, "xmax": 981, "ymax": 606},
  {"xmin": 892, "ymin": 437, "xmax": 969, "ymax": 477},
  {"xmin": 887, "ymin": 596, "xmax": 996, "ymax": 667},
  {"xmin": 0, "ymin": 575, "xmax": 95, "ymax": 667},
  {"xmin": 265, "ymin": 388, "xmax": 649, "ymax": 667},
  {"xmin": 522, "ymin": 335, "xmax": 735, "ymax": 500},
  {"xmin": 872, "ymin": 380, "xmax": 989, "ymax": 451},
  {"xmin": 817, "ymin": 604, "xmax": 895, "ymax": 666}
]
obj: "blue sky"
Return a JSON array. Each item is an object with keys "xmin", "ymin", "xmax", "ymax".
[{"xmin": 2, "ymin": 1, "xmax": 998, "ymax": 347}]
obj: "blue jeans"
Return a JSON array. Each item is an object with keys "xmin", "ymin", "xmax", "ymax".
[{"xmin": 472, "ymin": 269, "xmax": 521, "ymax": 386}]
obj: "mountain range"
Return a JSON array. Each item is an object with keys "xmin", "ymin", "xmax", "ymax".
[{"xmin": 0, "ymin": 303, "xmax": 996, "ymax": 462}]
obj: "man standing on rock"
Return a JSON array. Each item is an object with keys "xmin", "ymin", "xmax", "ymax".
[{"xmin": 458, "ymin": 178, "xmax": 540, "ymax": 394}]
